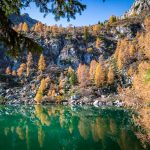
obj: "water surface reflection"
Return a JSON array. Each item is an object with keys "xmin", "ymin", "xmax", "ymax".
[{"xmin": 0, "ymin": 105, "xmax": 149, "ymax": 150}]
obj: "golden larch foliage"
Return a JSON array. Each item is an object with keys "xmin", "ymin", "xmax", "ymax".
[
  {"xmin": 95, "ymin": 63, "xmax": 105, "ymax": 87},
  {"xmin": 59, "ymin": 73, "xmax": 65, "ymax": 89},
  {"xmin": 16, "ymin": 127, "xmax": 25, "ymax": 140},
  {"xmin": 89, "ymin": 60, "xmax": 98, "ymax": 81},
  {"xmin": 77, "ymin": 64, "xmax": 90, "ymax": 87},
  {"xmin": 47, "ymin": 90, "xmax": 52, "ymax": 98},
  {"xmin": 35, "ymin": 90, "xmax": 43, "ymax": 104},
  {"xmin": 26, "ymin": 52, "xmax": 33, "ymax": 77},
  {"xmin": 68, "ymin": 66, "xmax": 74, "ymax": 74},
  {"xmin": 12, "ymin": 70, "xmax": 17, "ymax": 76},
  {"xmin": 114, "ymin": 38, "xmax": 130, "ymax": 70},
  {"xmin": 35, "ymin": 77, "xmax": 50, "ymax": 103},
  {"xmin": 129, "ymin": 45, "xmax": 136, "ymax": 57},
  {"xmin": 38, "ymin": 127, "xmax": 45, "ymax": 148},
  {"xmin": 93, "ymin": 24, "xmax": 101, "ymax": 35},
  {"xmin": 133, "ymin": 62, "xmax": 150, "ymax": 102},
  {"xmin": 138, "ymin": 17, "xmax": 150, "ymax": 59},
  {"xmin": 107, "ymin": 66, "xmax": 115, "ymax": 85},
  {"xmin": 22, "ymin": 22, "xmax": 29, "ymax": 32},
  {"xmin": 5, "ymin": 67, "xmax": 11, "ymax": 75},
  {"xmin": 33, "ymin": 22, "xmax": 43, "ymax": 32},
  {"xmin": 38, "ymin": 54, "xmax": 46, "ymax": 72},
  {"xmin": 96, "ymin": 38, "xmax": 102, "ymax": 49},
  {"xmin": 127, "ymin": 66, "xmax": 135, "ymax": 77},
  {"xmin": 17, "ymin": 63, "xmax": 26, "ymax": 77},
  {"xmin": 109, "ymin": 15, "xmax": 117, "ymax": 24}
]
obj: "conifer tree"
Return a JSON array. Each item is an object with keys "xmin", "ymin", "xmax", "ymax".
[
  {"xmin": 95, "ymin": 64, "xmax": 105, "ymax": 87},
  {"xmin": 96, "ymin": 38, "xmax": 102, "ymax": 49},
  {"xmin": 109, "ymin": 16, "xmax": 117, "ymax": 24},
  {"xmin": 83, "ymin": 27, "xmax": 89, "ymax": 41},
  {"xmin": 89, "ymin": 60, "xmax": 98, "ymax": 82},
  {"xmin": 38, "ymin": 54, "xmax": 46, "ymax": 73},
  {"xmin": 107, "ymin": 66, "xmax": 115, "ymax": 85},
  {"xmin": 68, "ymin": 66, "xmax": 74, "ymax": 75},
  {"xmin": 35, "ymin": 77, "xmax": 50, "ymax": 103},
  {"xmin": 17, "ymin": 63, "xmax": 26, "ymax": 77},
  {"xmin": 35, "ymin": 90, "xmax": 43, "ymax": 104},
  {"xmin": 129, "ymin": 45, "xmax": 136, "ymax": 57},
  {"xmin": 26, "ymin": 52, "xmax": 33, "ymax": 77},
  {"xmin": 93, "ymin": 24, "xmax": 101, "ymax": 35},
  {"xmin": 12, "ymin": 70, "xmax": 17, "ymax": 76},
  {"xmin": 22, "ymin": 22, "xmax": 29, "ymax": 32},
  {"xmin": 68, "ymin": 67, "xmax": 77, "ymax": 86},
  {"xmin": 47, "ymin": 89, "xmax": 56, "ymax": 99},
  {"xmin": 5, "ymin": 67, "xmax": 11, "ymax": 75},
  {"xmin": 59, "ymin": 73, "xmax": 65, "ymax": 89},
  {"xmin": 77, "ymin": 64, "xmax": 90, "ymax": 87}
]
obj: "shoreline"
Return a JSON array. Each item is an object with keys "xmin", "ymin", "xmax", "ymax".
[{"xmin": 0, "ymin": 94, "xmax": 124, "ymax": 107}]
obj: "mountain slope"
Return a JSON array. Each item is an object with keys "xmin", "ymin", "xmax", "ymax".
[
  {"xmin": 9, "ymin": 13, "xmax": 38, "ymax": 28},
  {"xmin": 122, "ymin": 0, "xmax": 150, "ymax": 18}
]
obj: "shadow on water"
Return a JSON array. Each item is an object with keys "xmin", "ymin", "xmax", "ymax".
[{"xmin": 0, "ymin": 105, "xmax": 149, "ymax": 150}]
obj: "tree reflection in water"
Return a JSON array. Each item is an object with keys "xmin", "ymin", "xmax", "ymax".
[{"xmin": 0, "ymin": 105, "xmax": 149, "ymax": 150}]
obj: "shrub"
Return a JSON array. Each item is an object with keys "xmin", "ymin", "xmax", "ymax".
[{"xmin": 87, "ymin": 47, "xmax": 93, "ymax": 53}]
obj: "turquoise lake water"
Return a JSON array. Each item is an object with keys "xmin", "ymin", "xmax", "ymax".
[{"xmin": 0, "ymin": 105, "xmax": 149, "ymax": 150}]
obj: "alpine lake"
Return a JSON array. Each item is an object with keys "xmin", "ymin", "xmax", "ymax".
[{"xmin": 0, "ymin": 105, "xmax": 149, "ymax": 150}]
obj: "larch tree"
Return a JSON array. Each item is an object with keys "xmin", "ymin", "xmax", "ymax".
[
  {"xmin": 95, "ymin": 64, "xmax": 105, "ymax": 87},
  {"xmin": 22, "ymin": 22, "xmax": 29, "ymax": 32},
  {"xmin": 127, "ymin": 66, "xmax": 135, "ymax": 77},
  {"xmin": 5, "ymin": 67, "xmax": 12, "ymax": 75},
  {"xmin": 34, "ymin": 22, "xmax": 43, "ymax": 33},
  {"xmin": 68, "ymin": 67, "xmax": 77, "ymax": 86},
  {"xmin": 35, "ymin": 90, "xmax": 43, "ymax": 104},
  {"xmin": 35, "ymin": 77, "xmax": 50, "ymax": 103},
  {"xmin": 89, "ymin": 60, "xmax": 98, "ymax": 82},
  {"xmin": 68, "ymin": 66, "xmax": 74, "ymax": 75},
  {"xmin": 77, "ymin": 64, "xmax": 90, "ymax": 87},
  {"xmin": 96, "ymin": 38, "xmax": 102, "ymax": 49},
  {"xmin": 12, "ymin": 70, "xmax": 17, "ymax": 76},
  {"xmin": 83, "ymin": 26, "xmax": 89, "ymax": 41},
  {"xmin": 138, "ymin": 17, "xmax": 150, "ymax": 59},
  {"xmin": 47, "ymin": 90, "xmax": 53, "ymax": 98},
  {"xmin": 26, "ymin": 52, "xmax": 33, "ymax": 77},
  {"xmin": 133, "ymin": 62, "xmax": 150, "ymax": 102},
  {"xmin": 38, "ymin": 54, "xmax": 46, "ymax": 73},
  {"xmin": 93, "ymin": 24, "xmax": 101, "ymax": 36},
  {"xmin": 18, "ymin": 23, "xmax": 23, "ymax": 32},
  {"xmin": 59, "ymin": 73, "xmax": 65, "ymax": 89},
  {"xmin": 109, "ymin": 15, "xmax": 117, "ymax": 24},
  {"xmin": 107, "ymin": 66, "xmax": 115, "ymax": 85},
  {"xmin": 17, "ymin": 63, "xmax": 27, "ymax": 77}
]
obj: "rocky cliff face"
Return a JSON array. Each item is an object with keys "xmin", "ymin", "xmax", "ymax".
[
  {"xmin": 0, "ymin": 16, "xmax": 143, "ymax": 72},
  {"xmin": 122, "ymin": 0, "xmax": 150, "ymax": 18},
  {"xmin": 1, "ymin": 0, "xmax": 148, "ymax": 72}
]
